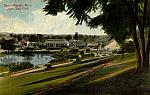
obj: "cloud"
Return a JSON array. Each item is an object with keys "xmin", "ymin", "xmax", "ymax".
[
  {"xmin": 0, "ymin": 0, "xmax": 45, "ymax": 21},
  {"xmin": 0, "ymin": 9, "xmax": 105, "ymax": 35},
  {"xmin": 0, "ymin": 0, "xmax": 105, "ymax": 35},
  {"xmin": 30, "ymin": 9, "xmax": 105, "ymax": 35}
]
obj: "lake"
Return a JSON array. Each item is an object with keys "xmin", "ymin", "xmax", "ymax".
[{"xmin": 0, "ymin": 54, "xmax": 54, "ymax": 65}]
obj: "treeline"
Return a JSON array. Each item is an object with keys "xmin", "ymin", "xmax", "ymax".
[{"xmin": 7, "ymin": 33, "xmax": 109, "ymax": 44}]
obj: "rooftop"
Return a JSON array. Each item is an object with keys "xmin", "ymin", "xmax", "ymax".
[{"xmin": 44, "ymin": 39, "xmax": 69, "ymax": 44}]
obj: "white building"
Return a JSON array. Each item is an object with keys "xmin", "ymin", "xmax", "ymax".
[
  {"xmin": 104, "ymin": 40, "xmax": 120, "ymax": 51},
  {"xmin": 44, "ymin": 39, "xmax": 70, "ymax": 48}
]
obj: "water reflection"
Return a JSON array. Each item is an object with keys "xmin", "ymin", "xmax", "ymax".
[
  {"xmin": 23, "ymin": 55, "xmax": 33, "ymax": 63},
  {"xmin": 0, "ymin": 54, "xmax": 53, "ymax": 65}
]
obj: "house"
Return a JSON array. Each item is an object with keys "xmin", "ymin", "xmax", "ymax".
[
  {"xmin": 16, "ymin": 40, "xmax": 38, "ymax": 50},
  {"xmin": 102, "ymin": 40, "xmax": 120, "ymax": 54},
  {"xmin": 104, "ymin": 40, "xmax": 120, "ymax": 51},
  {"xmin": 44, "ymin": 39, "xmax": 70, "ymax": 49}
]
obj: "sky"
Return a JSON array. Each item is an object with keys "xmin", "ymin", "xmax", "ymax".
[{"xmin": 0, "ymin": 0, "xmax": 105, "ymax": 35}]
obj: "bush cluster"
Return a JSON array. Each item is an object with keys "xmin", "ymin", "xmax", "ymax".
[
  {"xmin": 82, "ymin": 53, "xmax": 95, "ymax": 59},
  {"xmin": 49, "ymin": 58, "xmax": 69, "ymax": 65},
  {"xmin": 69, "ymin": 48, "xmax": 79, "ymax": 53},
  {"xmin": 52, "ymin": 52, "xmax": 79, "ymax": 59},
  {"xmin": 8, "ymin": 62, "xmax": 34, "ymax": 72},
  {"xmin": 67, "ymin": 54, "xmax": 78, "ymax": 59},
  {"xmin": 86, "ymin": 48, "xmax": 91, "ymax": 52}
]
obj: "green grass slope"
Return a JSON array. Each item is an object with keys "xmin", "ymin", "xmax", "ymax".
[{"xmin": 0, "ymin": 53, "xmax": 142, "ymax": 95}]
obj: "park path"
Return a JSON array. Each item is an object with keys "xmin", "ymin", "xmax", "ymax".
[
  {"xmin": 10, "ymin": 66, "xmax": 46, "ymax": 77},
  {"xmin": 0, "ymin": 56, "xmax": 110, "ymax": 79},
  {"xmin": 10, "ymin": 61, "xmax": 74, "ymax": 77}
]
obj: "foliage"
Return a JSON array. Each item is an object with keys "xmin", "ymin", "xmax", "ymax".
[
  {"xmin": 34, "ymin": 65, "xmax": 40, "ymax": 69},
  {"xmin": 65, "ymin": 35, "xmax": 72, "ymax": 41},
  {"xmin": 16, "ymin": 35, "xmax": 22, "ymax": 42},
  {"xmin": 29, "ymin": 35, "xmax": 38, "ymax": 42},
  {"xmin": 80, "ymin": 51, "xmax": 85, "ymax": 55},
  {"xmin": 0, "ymin": 64, "xmax": 9, "ymax": 73},
  {"xmin": 45, "ymin": 64, "xmax": 52, "ymax": 69},
  {"xmin": 49, "ymin": 58, "xmax": 70, "ymax": 65},
  {"xmin": 51, "ymin": 35, "xmax": 64, "ymax": 39},
  {"xmin": 78, "ymin": 34, "xmax": 85, "ymax": 41},
  {"xmin": 37, "ymin": 34, "xmax": 44, "ymax": 42},
  {"xmin": 86, "ymin": 48, "xmax": 91, "ymax": 52},
  {"xmin": 81, "ymin": 53, "xmax": 95, "ymax": 59},
  {"xmin": 67, "ymin": 54, "xmax": 79, "ymax": 59},
  {"xmin": 73, "ymin": 32, "xmax": 79, "ymax": 41},
  {"xmin": 69, "ymin": 48, "xmax": 79, "ymax": 53},
  {"xmin": 0, "ymin": 38, "xmax": 16, "ymax": 53},
  {"xmin": 122, "ymin": 41, "xmax": 135, "ymax": 53},
  {"xmin": 52, "ymin": 51, "xmax": 79, "ymax": 59},
  {"xmin": 8, "ymin": 62, "xmax": 34, "ymax": 72},
  {"xmin": 43, "ymin": 0, "xmax": 150, "ymax": 70}
]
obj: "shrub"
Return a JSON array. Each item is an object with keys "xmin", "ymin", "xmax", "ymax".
[
  {"xmin": 80, "ymin": 51, "xmax": 85, "ymax": 55},
  {"xmin": 67, "ymin": 54, "xmax": 78, "ymax": 59},
  {"xmin": 69, "ymin": 48, "xmax": 79, "ymax": 53},
  {"xmin": 49, "ymin": 58, "xmax": 70, "ymax": 65},
  {"xmin": 34, "ymin": 65, "xmax": 40, "ymax": 69},
  {"xmin": 46, "ymin": 64, "xmax": 52, "ymax": 69},
  {"xmin": 112, "ymin": 49, "xmax": 117, "ymax": 54},
  {"xmin": 82, "ymin": 53, "xmax": 95, "ymax": 59},
  {"xmin": 8, "ymin": 62, "xmax": 34, "ymax": 72},
  {"xmin": 76, "ymin": 57, "xmax": 81, "ymax": 62},
  {"xmin": 86, "ymin": 48, "xmax": 90, "ymax": 52}
]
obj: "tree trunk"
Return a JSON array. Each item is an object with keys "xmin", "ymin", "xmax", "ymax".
[
  {"xmin": 132, "ymin": 20, "xmax": 142, "ymax": 71},
  {"xmin": 124, "ymin": 0, "xmax": 149, "ymax": 70},
  {"xmin": 122, "ymin": 46, "xmax": 125, "ymax": 59},
  {"xmin": 140, "ymin": 0, "xmax": 148, "ymax": 70},
  {"xmin": 146, "ymin": 28, "xmax": 150, "ymax": 68},
  {"xmin": 140, "ymin": 32, "xmax": 147, "ymax": 69}
]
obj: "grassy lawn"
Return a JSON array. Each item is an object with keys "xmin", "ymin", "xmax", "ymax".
[
  {"xmin": 0, "ymin": 53, "xmax": 142, "ymax": 95},
  {"xmin": 0, "ymin": 66, "xmax": 9, "ymax": 73}
]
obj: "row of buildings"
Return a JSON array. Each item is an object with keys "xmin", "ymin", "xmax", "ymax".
[
  {"xmin": 15, "ymin": 39, "xmax": 120, "ymax": 53},
  {"xmin": 15, "ymin": 39, "xmax": 87, "ymax": 50},
  {"xmin": 0, "ymin": 35, "xmax": 120, "ymax": 53}
]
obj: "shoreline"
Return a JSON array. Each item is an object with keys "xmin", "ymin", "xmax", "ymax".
[{"xmin": 0, "ymin": 56, "xmax": 103, "ymax": 78}]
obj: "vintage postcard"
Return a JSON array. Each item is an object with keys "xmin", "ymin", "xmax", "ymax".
[{"xmin": 0, "ymin": 0, "xmax": 150, "ymax": 95}]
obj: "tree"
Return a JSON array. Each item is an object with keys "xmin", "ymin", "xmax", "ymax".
[
  {"xmin": 73, "ymin": 32, "xmax": 79, "ymax": 41},
  {"xmin": 29, "ymin": 35, "xmax": 37, "ymax": 42},
  {"xmin": 23, "ymin": 34, "xmax": 28, "ymax": 40},
  {"xmin": 51, "ymin": 35, "xmax": 63, "ymax": 39},
  {"xmin": 65, "ymin": 35, "xmax": 72, "ymax": 41},
  {"xmin": 78, "ymin": 34, "xmax": 84, "ymax": 41},
  {"xmin": 43, "ymin": 0, "xmax": 150, "ymax": 71},
  {"xmin": 37, "ymin": 34, "xmax": 44, "ymax": 42},
  {"xmin": 0, "ymin": 38, "xmax": 16, "ymax": 53},
  {"xmin": 124, "ymin": 41, "xmax": 135, "ymax": 53},
  {"xmin": 119, "ymin": 41, "xmax": 135, "ymax": 59},
  {"xmin": 16, "ymin": 35, "xmax": 22, "ymax": 42}
]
